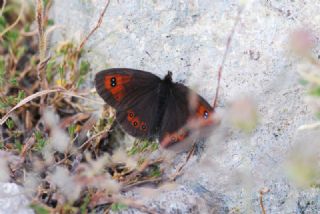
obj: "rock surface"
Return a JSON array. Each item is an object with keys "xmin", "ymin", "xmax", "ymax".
[
  {"xmin": 0, "ymin": 182, "xmax": 34, "ymax": 214},
  {"xmin": 50, "ymin": 0, "xmax": 320, "ymax": 213}
]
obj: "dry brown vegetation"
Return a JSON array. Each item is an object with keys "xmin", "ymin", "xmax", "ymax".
[{"xmin": 0, "ymin": 1, "xmax": 171, "ymax": 213}]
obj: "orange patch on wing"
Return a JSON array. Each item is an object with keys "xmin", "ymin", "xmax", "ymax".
[
  {"xmin": 195, "ymin": 104, "xmax": 211, "ymax": 119},
  {"xmin": 127, "ymin": 110, "xmax": 135, "ymax": 122},
  {"xmin": 161, "ymin": 131, "xmax": 188, "ymax": 148},
  {"xmin": 131, "ymin": 117, "xmax": 140, "ymax": 128},
  {"xmin": 104, "ymin": 74, "xmax": 132, "ymax": 101}
]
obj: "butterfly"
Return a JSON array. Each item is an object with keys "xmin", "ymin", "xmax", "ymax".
[{"xmin": 95, "ymin": 68, "xmax": 216, "ymax": 148}]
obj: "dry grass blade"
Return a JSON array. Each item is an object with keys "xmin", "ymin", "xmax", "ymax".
[
  {"xmin": 212, "ymin": 5, "xmax": 244, "ymax": 109},
  {"xmin": 36, "ymin": 0, "xmax": 45, "ymax": 60},
  {"xmin": 259, "ymin": 187, "xmax": 270, "ymax": 214},
  {"xmin": 121, "ymin": 178, "xmax": 163, "ymax": 192},
  {"xmin": 62, "ymin": 91, "xmax": 105, "ymax": 105},
  {"xmin": 20, "ymin": 136, "xmax": 36, "ymax": 159},
  {"xmin": 0, "ymin": 88, "xmax": 63, "ymax": 125},
  {"xmin": 0, "ymin": 1, "xmax": 24, "ymax": 38},
  {"xmin": 77, "ymin": 0, "xmax": 111, "ymax": 52},
  {"xmin": 78, "ymin": 130, "xmax": 107, "ymax": 151},
  {"xmin": 0, "ymin": 0, "xmax": 6, "ymax": 16}
]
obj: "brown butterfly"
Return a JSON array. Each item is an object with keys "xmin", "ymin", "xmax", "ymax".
[{"xmin": 95, "ymin": 68, "xmax": 216, "ymax": 148}]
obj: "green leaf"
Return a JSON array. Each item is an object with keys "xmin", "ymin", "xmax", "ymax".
[
  {"xmin": 10, "ymin": 76, "xmax": 18, "ymax": 87},
  {"xmin": 58, "ymin": 66, "xmax": 65, "ymax": 80},
  {"xmin": 46, "ymin": 59, "xmax": 56, "ymax": 83},
  {"xmin": 16, "ymin": 46, "xmax": 26, "ymax": 59},
  {"xmin": 309, "ymin": 87, "xmax": 320, "ymax": 97},
  {"xmin": 298, "ymin": 79, "xmax": 308, "ymax": 86},
  {"xmin": 111, "ymin": 203, "xmax": 128, "ymax": 212},
  {"xmin": 149, "ymin": 165, "xmax": 161, "ymax": 177},
  {"xmin": 47, "ymin": 19, "xmax": 54, "ymax": 26},
  {"xmin": 34, "ymin": 131, "xmax": 47, "ymax": 151},
  {"xmin": 16, "ymin": 90, "xmax": 26, "ymax": 102},
  {"xmin": 30, "ymin": 204, "xmax": 50, "ymax": 214},
  {"xmin": 5, "ymin": 30, "xmax": 19, "ymax": 43},
  {"xmin": 68, "ymin": 124, "xmax": 76, "ymax": 138},
  {"xmin": 15, "ymin": 140, "xmax": 23, "ymax": 152},
  {"xmin": 6, "ymin": 118, "xmax": 14, "ymax": 129},
  {"xmin": 80, "ymin": 195, "xmax": 90, "ymax": 214},
  {"xmin": 0, "ymin": 57, "xmax": 5, "ymax": 87},
  {"xmin": 0, "ymin": 16, "xmax": 6, "ymax": 32},
  {"xmin": 79, "ymin": 61, "xmax": 90, "ymax": 75}
]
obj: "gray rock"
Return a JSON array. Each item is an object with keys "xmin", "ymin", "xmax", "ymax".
[
  {"xmin": 0, "ymin": 182, "xmax": 34, "ymax": 214},
  {"xmin": 49, "ymin": 0, "xmax": 320, "ymax": 213}
]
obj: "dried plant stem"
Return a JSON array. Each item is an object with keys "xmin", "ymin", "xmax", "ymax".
[
  {"xmin": 0, "ymin": 1, "xmax": 24, "ymax": 38},
  {"xmin": 36, "ymin": 0, "xmax": 46, "ymax": 61},
  {"xmin": 77, "ymin": 0, "xmax": 111, "ymax": 52},
  {"xmin": 0, "ymin": 88, "xmax": 64, "ymax": 125},
  {"xmin": 78, "ymin": 130, "xmax": 108, "ymax": 151},
  {"xmin": 212, "ymin": 6, "xmax": 244, "ymax": 110},
  {"xmin": 0, "ymin": 0, "xmax": 6, "ymax": 16},
  {"xmin": 121, "ymin": 178, "xmax": 163, "ymax": 192},
  {"xmin": 170, "ymin": 142, "xmax": 196, "ymax": 181},
  {"xmin": 259, "ymin": 188, "xmax": 270, "ymax": 214}
]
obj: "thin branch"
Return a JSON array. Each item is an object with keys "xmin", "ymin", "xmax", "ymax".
[
  {"xmin": 212, "ymin": 6, "xmax": 244, "ymax": 110},
  {"xmin": 121, "ymin": 178, "xmax": 163, "ymax": 192},
  {"xmin": 78, "ymin": 130, "xmax": 107, "ymax": 151},
  {"xmin": 0, "ymin": 0, "xmax": 6, "ymax": 16},
  {"xmin": 259, "ymin": 187, "xmax": 270, "ymax": 214},
  {"xmin": 0, "ymin": 88, "xmax": 64, "ymax": 125},
  {"xmin": 0, "ymin": 1, "xmax": 24, "ymax": 38},
  {"xmin": 77, "ymin": 0, "xmax": 111, "ymax": 52},
  {"xmin": 36, "ymin": 0, "xmax": 46, "ymax": 61}
]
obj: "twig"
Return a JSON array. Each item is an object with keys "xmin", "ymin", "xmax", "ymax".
[
  {"xmin": 0, "ymin": 1, "xmax": 24, "ymax": 38},
  {"xmin": 259, "ymin": 187, "xmax": 270, "ymax": 214},
  {"xmin": 20, "ymin": 135, "xmax": 36, "ymax": 159},
  {"xmin": 36, "ymin": 0, "xmax": 45, "ymax": 61},
  {"xmin": 77, "ymin": 0, "xmax": 111, "ymax": 52},
  {"xmin": 121, "ymin": 178, "xmax": 163, "ymax": 192},
  {"xmin": 212, "ymin": 6, "xmax": 244, "ymax": 110},
  {"xmin": 170, "ymin": 142, "xmax": 196, "ymax": 181},
  {"xmin": 61, "ymin": 91, "xmax": 105, "ymax": 105},
  {"xmin": 0, "ymin": 0, "xmax": 6, "ymax": 16},
  {"xmin": 78, "ymin": 130, "xmax": 108, "ymax": 151}
]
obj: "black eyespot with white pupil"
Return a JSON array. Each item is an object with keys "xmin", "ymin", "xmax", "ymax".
[
  {"xmin": 141, "ymin": 124, "xmax": 146, "ymax": 130},
  {"xmin": 133, "ymin": 121, "xmax": 138, "ymax": 126},
  {"xmin": 203, "ymin": 111, "xmax": 209, "ymax": 119},
  {"xmin": 129, "ymin": 112, "xmax": 134, "ymax": 118},
  {"xmin": 110, "ymin": 77, "xmax": 116, "ymax": 87}
]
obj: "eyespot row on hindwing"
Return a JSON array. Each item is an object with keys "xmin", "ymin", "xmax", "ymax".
[{"xmin": 127, "ymin": 110, "xmax": 147, "ymax": 131}]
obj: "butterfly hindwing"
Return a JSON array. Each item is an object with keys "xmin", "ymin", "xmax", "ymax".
[
  {"xmin": 159, "ymin": 83, "xmax": 213, "ymax": 147},
  {"xmin": 116, "ymin": 87, "xmax": 161, "ymax": 138}
]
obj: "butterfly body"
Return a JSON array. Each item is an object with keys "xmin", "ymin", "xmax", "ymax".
[{"xmin": 95, "ymin": 68, "xmax": 214, "ymax": 147}]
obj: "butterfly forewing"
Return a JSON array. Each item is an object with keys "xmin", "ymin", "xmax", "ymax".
[
  {"xmin": 95, "ymin": 68, "xmax": 161, "ymax": 108},
  {"xmin": 95, "ymin": 68, "xmax": 162, "ymax": 138}
]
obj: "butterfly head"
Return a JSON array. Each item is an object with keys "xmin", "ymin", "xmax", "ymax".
[{"xmin": 164, "ymin": 71, "xmax": 173, "ymax": 83}]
